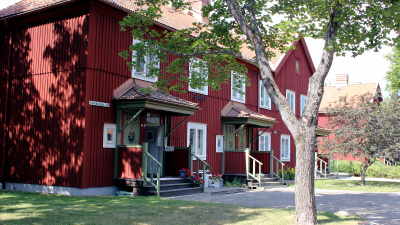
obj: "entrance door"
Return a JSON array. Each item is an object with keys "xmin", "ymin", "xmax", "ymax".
[{"xmin": 146, "ymin": 125, "xmax": 163, "ymax": 176}]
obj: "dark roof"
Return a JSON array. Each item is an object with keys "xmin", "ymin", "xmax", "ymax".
[
  {"xmin": 114, "ymin": 79, "xmax": 199, "ymax": 110},
  {"xmin": 221, "ymin": 101, "xmax": 277, "ymax": 124}
]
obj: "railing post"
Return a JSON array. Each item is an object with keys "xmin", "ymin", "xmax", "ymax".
[
  {"xmin": 157, "ymin": 164, "xmax": 161, "ymax": 197},
  {"xmin": 196, "ymin": 159, "xmax": 199, "ymax": 178},
  {"xmin": 222, "ymin": 150, "xmax": 225, "ymax": 174},
  {"xmin": 270, "ymin": 150, "xmax": 274, "ymax": 178},
  {"xmin": 245, "ymin": 148, "xmax": 250, "ymax": 180},
  {"xmin": 314, "ymin": 152, "xmax": 317, "ymax": 179},
  {"xmin": 281, "ymin": 163, "xmax": 284, "ymax": 185},
  {"xmin": 142, "ymin": 142, "xmax": 148, "ymax": 186},
  {"xmin": 188, "ymin": 145, "xmax": 193, "ymax": 174}
]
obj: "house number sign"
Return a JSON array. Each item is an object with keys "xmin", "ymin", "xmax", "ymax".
[{"xmin": 89, "ymin": 100, "xmax": 110, "ymax": 108}]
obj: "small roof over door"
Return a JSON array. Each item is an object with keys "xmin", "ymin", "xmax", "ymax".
[
  {"xmin": 221, "ymin": 101, "xmax": 277, "ymax": 128},
  {"xmin": 113, "ymin": 79, "xmax": 199, "ymax": 116}
]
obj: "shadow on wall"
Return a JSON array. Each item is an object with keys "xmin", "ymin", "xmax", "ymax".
[{"xmin": 3, "ymin": 15, "xmax": 88, "ymax": 188}]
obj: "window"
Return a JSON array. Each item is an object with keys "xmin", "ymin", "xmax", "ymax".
[
  {"xmin": 259, "ymin": 132, "xmax": 271, "ymax": 152},
  {"xmin": 259, "ymin": 81, "xmax": 271, "ymax": 109},
  {"xmin": 286, "ymin": 89, "xmax": 295, "ymax": 114},
  {"xmin": 216, "ymin": 135, "xmax": 223, "ymax": 153},
  {"xmin": 231, "ymin": 71, "xmax": 246, "ymax": 103},
  {"xmin": 189, "ymin": 58, "xmax": 208, "ymax": 95},
  {"xmin": 296, "ymin": 60, "xmax": 300, "ymax": 74},
  {"xmin": 103, "ymin": 124, "xmax": 116, "ymax": 148},
  {"xmin": 280, "ymin": 135, "xmax": 290, "ymax": 161},
  {"xmin": 226, "ymin": 124, "xmax": 236, "ymax": 149},
  {"xmin": 300, "ymin": 94, "xmax": 307, "ymax": 116},
  {"xmin": 187, "ymin": 122, "xmax": 207, "ymax": 160},
  {"xmin": 131, "ymin": 39, "xmax": 159, "ymax": 82}
]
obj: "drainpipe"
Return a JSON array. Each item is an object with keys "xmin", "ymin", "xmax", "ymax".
[{"xmin": 2, "ymin": 18, "xmax": 12, "ymax": 189}]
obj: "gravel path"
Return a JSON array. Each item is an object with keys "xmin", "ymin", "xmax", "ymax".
[{"xmin": 170, "ymin": 187, "xmax": 400, "ymax": 224}]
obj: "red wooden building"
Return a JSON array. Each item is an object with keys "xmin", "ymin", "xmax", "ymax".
[{"xmin": 0, "ymin": 0, "xmax": 322, "ymax": 195}]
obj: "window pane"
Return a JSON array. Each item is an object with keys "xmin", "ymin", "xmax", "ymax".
[
  {"xmin": 190, "ymin": 128, "xmax": 195, "ymax": 150},
  {"xmin": 259, "ymin": 136, "xmax": 265, "ymax": 151},
  {"xmin": 197, "ymin": 129, "xmax": 204, "ymax": 155}
]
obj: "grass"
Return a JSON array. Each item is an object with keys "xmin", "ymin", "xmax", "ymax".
[
  {"xmin": 289, "ymin": 180, "xmax": 400, "ymax": 192},
  {"xmin": 0, "ymin": 190, "xmax": 361, "ymax": 224}
]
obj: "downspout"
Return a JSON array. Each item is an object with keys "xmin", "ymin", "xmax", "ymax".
[{"xmin": 2, "ymin": 18, "xmax": 12, "ymax": 189}]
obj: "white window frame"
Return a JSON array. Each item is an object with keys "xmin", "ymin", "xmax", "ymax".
[
  {"xmin": 300, "ymin": 94, "xmax": 307, "ymax": 116},
  {"xmin": 187, "ymin": 122, "xmax": 207, "ymax": 160},
  {"xmin": 131, "ymin": 39, "xmax": 159, "ymax": 83},
  {"xmin": 103, "ymin": 124, "xmax": 116, "ymax": 148},
  {"xmin": 259, "ymin": 132, "xmax": 271, "ymax": 152},
  {"xmin": 286, "ymin": 89, "xmax": 296, "ymax": 114},
  {"xmin": 189, "ymin": 58, "xmax": 208, "ymax": 95},
  {"xmin": 280, "ymin": 135, "xmax": 290, "ymax": 161},
  {"xmin": 259, "ymin": 80, "xmax": 271, "ymax": 110},
  {"xmin": 231, "ymin": 71, "xmax": 246, "ymax": 103},
  {"xmin": 216, "ymin": 135, "xmax": 223, "ymax": 153}
]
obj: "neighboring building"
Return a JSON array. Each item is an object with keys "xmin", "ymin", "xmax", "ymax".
[
  {"xmin": 318, "ymin": 74, "xmax": 383, "ymax": 161},
  {"xmin": 0, "ymin": 0, "xmax": 317, "ymax": 195}
]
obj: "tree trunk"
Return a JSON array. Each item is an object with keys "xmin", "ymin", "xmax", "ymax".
[
  {"xmin": 360, "ymin": 161, "xmax": 369, "ymax": 186},
  {"xmin": 294, "ymin": 125, "xmax": 317, "ymax": 224}
]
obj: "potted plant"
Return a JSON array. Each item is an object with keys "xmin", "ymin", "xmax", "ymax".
[
  {"xmin": 193, "ymin": 176, "xmax": 204, "ymax": 187},
  {"xmin": 210, "ymin": 174, "xmax": 224, "ymax": 188},
  {"xmin": 178, "ymin": 168, "xmax": 191, "ymax": 179}
]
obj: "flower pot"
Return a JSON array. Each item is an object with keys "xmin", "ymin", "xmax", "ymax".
[
  {"xmin": 211, "ymin": 181, "xmax": 222, "ymax": 188},
  {"xmin": 204, "ymin": 174, "xmax": 212, "ymax": 187},
  {"xmin": 180, "ymin": 173, "xmax": 186, "ymax": 179},
  {"xmin": 195, "ymin": 183, "xmax": 200, "ymax": 187}
]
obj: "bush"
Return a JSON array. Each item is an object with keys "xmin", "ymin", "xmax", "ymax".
[
  {"xmin": 334, "ymin": 160, "xmax": 400, "ymax": 179},
  {"xmin": 225, "ymin": 177, "xmax": 245, "ymax": 188},
  {"xmin": 279, "ymin": 166, "xmax": 295, "ymax": 180}
]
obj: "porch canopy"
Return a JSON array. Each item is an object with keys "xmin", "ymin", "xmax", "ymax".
[
  {"xmin": 114, "ymin": 79, "xmax": 199, "ymax": 116},
  {"xmin": 221, "ymin": 101, "xmax": 277, "ymax": 128}
]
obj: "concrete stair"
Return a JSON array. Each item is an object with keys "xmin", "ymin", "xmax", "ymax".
[{"xmin": 247, "ymin": 174, "xmax": 286, "ymax": 190}]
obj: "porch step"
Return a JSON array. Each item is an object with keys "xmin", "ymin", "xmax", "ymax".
[
  {"xmin": 148, "ymin": 187, "xmax": 203, "ymax": 197},
  {"xmin": 247, "ymin": 176, "xmax": 287, "ymax": 189}
]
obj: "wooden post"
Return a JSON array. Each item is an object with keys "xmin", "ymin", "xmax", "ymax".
[
  {"xmin": 314, "ymin": 152, "xmax": 317, "ymax": 179},
  {"xmin": 188, "ymin": 145, "xmax": 193, "ymax": 173},
  {"xmin": 157, "ymin": 164, "xmax": 161, "ymax": 197},
  {"xmin": 222, "ymin": 150, "xmax": 225, "ymax": 174},
  {"xmin": 270, "ymin": 150, "xmax": 274, "ymax": 178},
  {"xmin": 142, "ymin": 142, "xmax": 148, "ymax": 185},
  {"xmin": 245, "ymin": 148, "xmax": 250, "ymax": 180}
]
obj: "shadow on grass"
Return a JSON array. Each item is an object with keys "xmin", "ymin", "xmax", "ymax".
[
  {"xmin": 317, "ymin": 211, "xmax": 362, "ymax": 224},
  {"xmin": 0, "ymin": 190, "xmax": 362, "ymax": 224}
]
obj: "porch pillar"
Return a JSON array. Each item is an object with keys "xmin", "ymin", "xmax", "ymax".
[
  {"xmin": 245, "ymin": 148, "xmax": 250, "ymax": 180},
  {"xmin": 270, "ymin": 149, "xmax": 274, "ymax": 178}
]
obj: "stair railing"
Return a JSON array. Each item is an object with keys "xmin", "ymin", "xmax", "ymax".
[
  {"xmin": 269, "ymin": 150, "xmax": 285, "ymax": 185},
  {"xmin": 188, "ymin": 145, "xmax": 210, "ymax": 193},
  {"xmin": 142, "ymin": 142, "xmax": 162, "ymax": 197},
  {"xmin": 329, "ymin": 158, "xmax": 339, "ymax": 178},
  {"xmin": 245, "ymin": 148, "xmax": 263, "ymax": 186},
  {"xmin": 315, "ymin": 153, "xmax": 327, "ymax": 178}
]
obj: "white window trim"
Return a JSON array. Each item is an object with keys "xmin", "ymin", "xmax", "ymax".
[
  {"xmin": 231, "ymin": 71, "xmax": 246, "ymax": 103},
  {"xmin": 131, "ymin": 39, "xmax": 159, "ymax": 83},
  {"xmin": 286, "ymin": 89, "xmax": 296, "ymax": 114},
  {"xmin": 187, "ymin": 122, "xmax": 207, "ymax": 160},
  {"xmin": 280, "ymin": 135, "xmax": 290, "ymax": 161},
  {"xmin": 300, "ymin": 94, "xmax": 307, "ymax": 116},
  {"xmin": 258, "ymin": 132, "xmax": 271, "ymax": 152},
  {"xmin": 216, "ymin": 135, "xmax": 223, "ymax": 153},
  {"xmin": 259, "ymin": 80, "xmax": 271, "ymax": 110},
  {"xmin": 103, "ymin": 123, "xmax": 116, "ymax": 148},
  {"xmin": 189, "ymin": 58, "xmax": 208, "ymax": 95}
]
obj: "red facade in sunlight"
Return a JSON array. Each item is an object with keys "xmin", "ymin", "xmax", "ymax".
[{"xmin": 0, "ymin": 0, "xmax": 315, "ymax": 194}]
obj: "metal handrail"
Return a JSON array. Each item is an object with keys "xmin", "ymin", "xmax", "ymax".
[
  {"xmin": 142, "ymin": 142, "xmax": 162, "ymax": 197},
  {"xmin": 246, "ymin": 151, "xmax": 263, "ymax": 186}
]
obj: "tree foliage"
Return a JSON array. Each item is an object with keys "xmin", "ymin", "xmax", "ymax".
[
  {"xmin": 320, "ymin": 93, "xmax": 400, "ymax": 185},
  {"xmin": 119, "ymin": 0, "xmax": 400, "ymax": 223},
  {"xmin": 385, "ymin": 46, "xmax": 400, "ymax": 95}
]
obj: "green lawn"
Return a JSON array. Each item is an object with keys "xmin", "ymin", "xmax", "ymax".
[
  {"xmin": 0, "ymin": 190, "xmax": 361, "ymax": 224},
  {"xmin": 289, "ymin": 179, "xmax": 400, "ymax": 192}
]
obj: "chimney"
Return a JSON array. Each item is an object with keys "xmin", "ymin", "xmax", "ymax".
[
  {"xmin": 184, "ymin": 0, "xmax": 210, "ymax": 24},
  {"xmin": 335, "ymin": 74, "xmax": 349, "ymax": 89}
]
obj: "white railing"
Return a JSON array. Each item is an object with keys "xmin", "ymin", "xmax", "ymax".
[
  {"xmin": 245, "ymin": 148, "xmax": 263, "ymax": 186},
  {"xmin": 142, "ymin": 142, "xmax": 162, "ymax": 197},
  {"xmin": 269, "ymin": 150, "xmax": 285, "ymax": 185}
]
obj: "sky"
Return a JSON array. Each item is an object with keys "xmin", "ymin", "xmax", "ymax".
[{"xmin": 0, "ymin": 0, "xmax": 393, "ymax": 98}]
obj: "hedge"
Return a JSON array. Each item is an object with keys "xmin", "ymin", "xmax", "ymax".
[{"xmin": 332, "ymin": 160, "xmax": 400, "ymax": 179}]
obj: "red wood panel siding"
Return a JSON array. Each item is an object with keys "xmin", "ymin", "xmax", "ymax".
[
  {"xmin": 3, "ymin": 12, "xmax": 88, "ymax": 188},
  {"xmin": 118, "ymin": 147, "xmax": 142, "ymax": 179}
]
